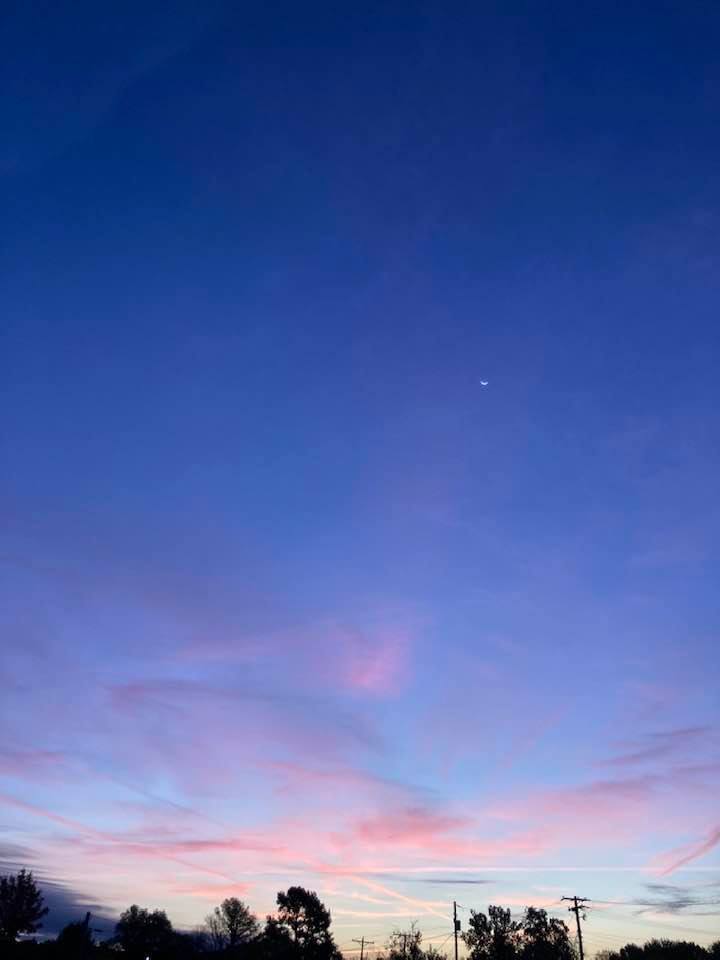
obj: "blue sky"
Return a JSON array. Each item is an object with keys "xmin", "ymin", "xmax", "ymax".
[{"xmin": 1, "ymin": 0, "xmax": 719, "ymax": 949}]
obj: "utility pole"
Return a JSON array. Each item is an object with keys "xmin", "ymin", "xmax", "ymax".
[
  {"xmin": 353, "ymin": 937, "xmax": 374, "ymax": 960},
  {"xmin": 453, "ymin": 901, "xmax": 460, "ymax": 960},
  {"xmin": 561, "ymin": 896, "xmax": 589, "ymax": 960}
]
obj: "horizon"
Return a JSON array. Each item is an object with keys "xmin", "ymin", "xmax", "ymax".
[
  {"xmin": 5, "ymin": 871, "xmax": 720, "ymax": 952},
  {"xmin": 3, "ymin": 867, "xmax": 720, "ymax": 950},
  {"xmin": 2, "ymin": 0, "xmax": 719, "ymax": 953}
]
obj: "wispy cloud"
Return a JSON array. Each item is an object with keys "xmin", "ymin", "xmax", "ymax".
[
  {"xmin": 336, "ymin": 627, "xmax": 412, "ymax": 697},
  {"xmin": 259, "ymin": 761, "xmax": 426, "ymax": 803},
  {"xmin": 349, "ymin": 808, "xmax": 472, "ymax": 847},
  {"xmin": 631, "ymin": 882, "xmax": 720, "ymax": 916},
  {"xmin": 0, "ymin": 749, "xmax": 68, "ymax": 780},
  {"xmin": 600, "ymin": 727, "xmax": 714, "ymax": 768},
  {"xmin": 0, "ymin": 846, "xmax": 113, "ymax": 936},
  {"xmin": 175, "ymin": 620, "xmax": 415, "ymax": 700},
  {"xmin": 170, "ymin": 882, "xmax": 253, "ymax": 900},
  {"xmin": 654, "ymin": 824, "xmax": 720, "ymax": 875},
  {"xmin": 403, "ymin": 877, "xmax": 490, "ymax": 885}
]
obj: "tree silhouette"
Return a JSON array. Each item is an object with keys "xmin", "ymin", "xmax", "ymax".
[
  {"xmin": 463, "ymin": 906, "xmax": 521, "ymax": 960},
  {"xmin": 386, "ymin": 923, "xmax": 424, "ymax": 960},
  {"xmin": 519, "ymin": 907, "xmax": 574, "ymax": 960},
  {"xmin": 271, "ymin": 887, "xmax": 341, "ymax": 960},
  {"xmin": 0, "ymin": 869, "xmax": 49, "ymax": 943},
  {"xmin": 115, "ymin": 904, "xmax": 174, "ymax": 960},
  {"xmin": 56, "ymin": 914, "xmax": 95, "ymax": 958},
  {"xmin": 205, "ymin": 898, "xmax": 259, "ymax": 951},
  {"xmin": 170, "ymin": 930, "xmax": 210, "ymax": 959},
  {"xmin": 1, "ymin": 875, "xmax": 718, "ymax": 960},
  {"xmin": 646, "ymin": 941, "xmax": 710, "ymax": 960},
  {"xmin": 619, "ymin": 947, "xmax": 645, "ymax": 960},
  {"xmin": 261, "ymin": 915, "xmax": 296, "ymax": 960},
  {"xmin": 206, "ymin": 910, "xmax": 226, "ymax": 952},
  {"xmin": 424, "ymin": 946, "xmax": 449, "ymax": 960}
]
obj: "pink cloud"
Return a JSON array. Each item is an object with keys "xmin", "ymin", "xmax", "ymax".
[
  {"xmin": 600, "ymin": 726, "xmax": 714, "ymax": 768},
  {"xmin": 484, "ymin": 775, "xmax": 665, "ymax": 852},
  {"xmin": 330, "ymin": 806, "xmax": 549, "ymax": 865},
  {"xmin": 170, "ymin": 882, "xmax": 253, "ymax": 900},
  {"xmin": 113, "ymin": 836, "xmax": 280, "ymax": 856},
  {"xmin": 173, "ymin": 618, "xmax": 415, "ymax": 699},
  {"xmin": 0, "ymin": 791, "xmax": 109, "ymax": 839},
  {"xmin": 347, "ymin": 876, "xmax": 450, "ymax": 920},
  {"xmin": 620, "ymin": 681, "xmax": 687, "ymax": 721},
  {"xmin": 0, "ymin": 792, "xmax": 274, "ymax": 885},
  {"xmin": 0, "ymin": 749, "xmax": 68, "ymax": 780},
  {"xmin": 493, "ymin": 708, "xmax": 568, "ymax": 774},
  {"xmin": 538, "ymin": 776, "xmax": 658, "ymax": 819},
  {"xmin": 652, "ymin": 823, "xmax": 720, "ymax": 874},
  {"xmin": 350, "ymin": 808, "xmax": 471, "ymax": 847},
  {"xmin": 104, "ymin": 677, "xmax": 383, "ymax": 791},
  {"xmin": 259, "ymin": 761, "xmax": 419, "ymax": 802},
  {"xmin": 484, "ymin": 758, "xmax": 720, "ymax": 864},
  {"xmin": 337, "ymin": 627, "xmax": 411, "ymax": 697},
  {"xmin": 494, "ymin": 894, "xmax": 563, "ymax": 909}
]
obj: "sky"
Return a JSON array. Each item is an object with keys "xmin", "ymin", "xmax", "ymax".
[{"xmin": 1, "ymin": 0, "xmax": 720, "ymax": 951}]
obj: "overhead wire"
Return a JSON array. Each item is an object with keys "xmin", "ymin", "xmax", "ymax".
[
  {"xmin": 593, "ymin": 899, "xmax": 720, "ymax": 909},
  {"xmin": 587, "ymin": 906, "xmax": 716, "ymax": 939}
]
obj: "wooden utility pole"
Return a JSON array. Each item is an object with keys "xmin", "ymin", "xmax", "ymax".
[
  {"xmin": 453, "ymin": 901, "xmax": 460, "ymax": 960},
  {"xmin": 353, "ymin": 937, "xmax": 374, "ymax": 960},
  {"xmin": 561, "ymin": 896, "xmax": 590, "ymax": 960}
]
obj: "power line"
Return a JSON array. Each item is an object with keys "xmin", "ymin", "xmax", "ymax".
[
  {"xmin": 353, "ymin": 937, "xmax": 375, "ymax": 960},
  {"xmin": 580, "ymin": 930, "xmax": 635, "ymax": 946},
  {"xmin": 587, "ymin": 911, "xmax": 716, "ymax": 939},
  {"xmin": 435, "ymin": 934, "xmax": 454, "ymax": 955},
  {"xmin": 592, "ymin": 898, "xmax": 720, "ymax": 908}
]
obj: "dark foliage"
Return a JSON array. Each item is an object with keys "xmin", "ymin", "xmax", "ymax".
[
  {"xmin": 0, "ymin": 870, "xmax": 49, "ymax": 943},
  {"xmin": 205, "ymin": 898, "xmax": 259, "ymax": 951},
  {"xmin": 115, "ymin": 904, "xmax": 175, "ymax": 960},
  {"xmin": 1, "ymin": 871, "xmax": 717, "ymax": 960},
  {"xmin": 381, "ymin": 922, "xmax": 445, "ymax": 960},
  {"xmin": 463, "ymin": 906, "xmax": 522, "ymax": 960},
  {"xmin": 520, "ymin": 907, "xmax": 574, "ymax": 960},
  {"xmin": 604, "ymin": 941, "xmax": 715, "ymax": 960},
  {"xmin": 269, "ymin": 887, "xmax": 342, "ymax": 960},
  {"xmin": 55, "ymin": 914, "xmax": 95, "ymax": 958},
  {"xmin": 463, "ymin": 906, "xmax": 573, "ymax": 960}
]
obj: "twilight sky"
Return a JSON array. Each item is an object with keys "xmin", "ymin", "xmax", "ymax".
[{"xmin": 1, "ymin": 0, "xmax": 720, "ymax": 951}]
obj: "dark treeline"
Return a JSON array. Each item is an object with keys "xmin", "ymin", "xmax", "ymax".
[{"xmin": 1, "ymin": 870, "xmax": 718, "ymax": 960}]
